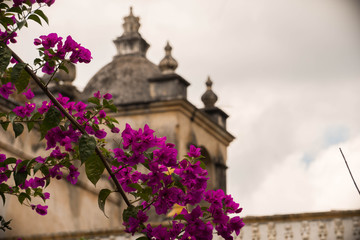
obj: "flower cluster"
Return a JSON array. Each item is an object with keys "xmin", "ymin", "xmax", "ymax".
[
  {"xmin": 13, "ymin": 0, "xmax": 55, "ymax": 7},
  {"xmin": 112, "ymin": 124, "xmax": 244, "ymax": 239},
  {"xmin": 34, "ymin": 33, "xmax": 92, "ymax": 74}
]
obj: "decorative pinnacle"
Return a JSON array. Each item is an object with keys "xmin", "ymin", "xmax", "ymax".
[
  {"xmin": 201, "ymin": 76, "xmax": 218, "ymax": 108},
  {"xmin": 159, "ymin": 41, "xmax": 178, "ymax": 74},
  {"xmin": 123, "ymin": 6, "xmax": 140, "ymax": 35}
]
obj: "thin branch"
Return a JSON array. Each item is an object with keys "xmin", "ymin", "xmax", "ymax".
[
  {"xmin": 9, "ymin": 47, "xmax": 132, "ymax": 207},
  {"xmin": 339, "ymin": 148, "xmax": 360, "ymax": 196}
]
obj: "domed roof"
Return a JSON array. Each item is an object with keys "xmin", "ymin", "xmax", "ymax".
[
  {"xmin": 83, "ymin": 55, "xmax": 161, "ymax": 104},
  {"xmin": 82, "ymin": 7, "xmax": 162, "ymax": 105}
]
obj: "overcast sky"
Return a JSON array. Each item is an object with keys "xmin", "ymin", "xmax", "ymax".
[{"xmin": 12, "ymin": 0, "xmax": 360, "ymax": 216}]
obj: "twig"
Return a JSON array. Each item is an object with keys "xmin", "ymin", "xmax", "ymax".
[
  {"xmin": 9, "ymin": 47, "xmax": 132, "ymax": 207},
  {"xmin": 339, "ymin": 148, "xmax": 360, "ymax": 196}
]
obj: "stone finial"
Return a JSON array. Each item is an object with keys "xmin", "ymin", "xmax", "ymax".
[
  {"xmin": 159, "ymin": 41, "xmax": 178, "ymax": 74},
  {"xmin": 201, "ymin": 76, "xmax": 218, "ymax": 108},
  {"xmin": 123, "ymin": 7, "xmax": 140, "ymax": 35}
]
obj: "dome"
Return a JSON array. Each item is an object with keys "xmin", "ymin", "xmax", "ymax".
[
  {"xmin": 82, "ymin": 55, "xmax": 161, "ymax": 105},
  {"xmin": 82, "ymin": 7, "xmax": 162, "ymax": 105}
]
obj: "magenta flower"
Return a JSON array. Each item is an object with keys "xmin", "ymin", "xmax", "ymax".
[
  {"xmin": 34, "ymin": 204, "xmax": 48, "ymax": 216},
  {"xmin": 111, "ymin": 127, "xmax": 120, "ymax": 133},
  {"xmin": 188, "ymin": 145, "xmax": 201, "ymax": 158},
  {"xmin": 98, "ymin": 109, "xmax": 106, "ymax": 118},
  {"xmin": 0, "ymin": 82, "xmax": 15, "ymax": 99},
  {"xmin": 66, "ymin": 165, "xmax": 80, "ymax": 185},
  {"xmin": 13, "ymin": 102, "xmax": 36, "ymax": 118},
  {"xmin": 49, "ymin": 164, "xmax": 63, "ymax": 180},
  {"xmin": 39, "ymin": 33, "xmax": 62, "ymax": 49},
  {"xmin": 42, "ymin": 192, "xmax": 50, "ymax": 200},
  {"xmin": 93, "ymin": 91, "xmax": 101, "ymax": 99},
  {"xmin": 95, "ymin": 129, "xmax": 107, "ymax": 139},
  {"xmin": 103, "ymin": 93, "xmax": 112, "ymax": 100},
  {"xmin": 42, "ymin": 62, "xmax": 55, "ymax": 74},
  {"xmin": 22, "ymin": 88, "xmax": 34, "ymax": 100},
  {"xmin": 35, "ymin": 156, "xmax": 46, "ymax": 163},
  {"xmin": 38, "ymin": 101, "xmax": 52, "ymax": 114}
]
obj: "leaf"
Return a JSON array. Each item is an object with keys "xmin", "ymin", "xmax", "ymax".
[
  {"xmin": 98, "ymin": 189, "xmax": 111, "ymax": 218},
  {"xmin": 28, "ymin": 14, "xmax": 42, "ymax": 25},
  {"xmin": 0, "ymin": 121, "xmax": 9, "ymax": 131},
  {"xmin": 34, "ymin": 9, "xmax": 49, "ymax": 25},
  {"xmin": 128, "ymin": 183, "xmax": 142, "ymax": 192},
  {"xmin": 196, "ymin": 160, "xmax": 206, "ymax": 170},
  {"xmin": 172, "ymin": 173, "xmax": 186, "ymax": 193},
  {"xmin": 79, "ymin": 135, "xmax": 97, "ymax": 164},
  {"xmin": 14, "ymin": 171, "xmax": 27, "ymax": 186},
  {"xmin": 11, "ymin": 62, "xmax": 30, "ymax": 93},
  {"xmin": 122, "ymin": 205, "xmax": 137, "ymax": 222},
  {"xmin": 103, "ymin": 99, "xmax": 117, "ymax": 112},
  {"xmin": 136, "ymin": 237, "xmax": 150, "ymax": 240},
  {"xmin": 16, "ymin": 20, "xmax": 26, "ymax": 30},
  {"xmin": 0, "ymin": 44, "xmax": 12, "ymax": 74},
  {"xmin": 12, "ymin": 122, "xmax": 24, "ymax": 138},
  {"xmin": 18, "ymin": 192, "xmax": 31, "ymax": 204},
  {"xmin": 39, "ymin": 106, "xmax": 62, "ymax": 139},
  {"xmin": 58, "ymin": 64, "xmax": 68, "ymax": 73},
  {"xmin": 85, "ymin": 153, "xmax": 104, "ymax": 186},
  {"xmin": 0, "ymin": 192, "xmax": 5, "ymax": 206},
  {"xmin": 174, "ymin": 214, "xmax": 185, "ymax": 221},
  {"xmin": 87, "ymin": 97, "xmax": 100, "ymax": 106}
]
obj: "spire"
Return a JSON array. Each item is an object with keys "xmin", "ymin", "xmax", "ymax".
[
  {"xmin": 122, "ymin": 7, "xmax": 140, "ymax": 36},
  {"xmin": 159, "ymin": 41, "xmax": 178, "ymax": 74},
  {"xmin": 201, "ymin": 76, "xmax": 218, "ymax": 108},
  {"xmin": 113, "ymin": 7, "xmax": 150, "ymax": 57}
]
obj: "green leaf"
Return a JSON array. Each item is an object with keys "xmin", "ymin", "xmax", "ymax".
[
  {"xmin": 0, "ymin": 192, "xmax": 5, "ymax": 206},
  {"xmin": 33, "ymin": 162, "xmax": 43, "ymax": 175},
  {"xmin": 0, "ymin": 121, "xmax": 9, "ymax": 131},
  {"xmin": 12, "ymin": 123, "xmax": 24, "ymax": 138},
  {"xmin": 196, "ymin": 160, "xmax": 206, "ymax": 170},
  {"xmin": 98, "ymin": 188, "xmax": 111, "ymax": 218},
  {"xmin": 11, "ymin": 62, "xmax": 30, "ymax": 93},
  {"xmin": 39, "ymin": 106, "xmax": 62, "ymax": 139},
  {"xmin": 0, "ymin": 184, "xmax": 9, "ymax": 205},
  {"xmin": 28, "ymin": 14, "xmax": 42, "ymax": 25},
  {"xmin": 4, "ymin": 158, "xmax": 16, "ymax": 165},
  {"xmin": 103, "ymin": 99, "xmax": 117, "ymax": 112},
  {"xmin": 87, "ymin": 97, "xmax": 100, "ymax": 106},
  {"xmin": 174, "ymin": 214, "xmax": 185, "ymax": 221},
  {"xmin": 85, "ymin": 153, "xmax": 104, "ymax": 186},
  {"xmin": 135, "ymin": 237, "xmax": 150, "ymax": 240},
  {"xmin": 34, "ymin": 9, "xmax": 49, "ymax": 25},
  {"xmin": 14, "ymin": 171, "xmax": 27, "ymax": 186},
  {"xmin": 128, "ymin": 183, "xmax": 142, "ymax": 192},
  {"xmin": 18, "ymin": 192, "xmax": 31, "ymax": 204},
  {"xmin": 58, "ymin": 64, "xmax": 68, "ymax": 73},
  {"xmin": 16, "ymin": 20, "xmax": 26, "ymax": 30},
  {"xmin": 0, "ymin": 44, "xmax": 12, "ymax": 74},
  {"xmin": 79, "ymin": 135, "xmax": 97, "ymax": 164},
  {"xmin": 26, "ymin": 121, "xmax": 34, "ymax": 132},
  {"xmin": 122, "ymin": 205, "xmax": 137, "ymax": 222},
  {"xmin": 172, "ymin": 173, "xmax": 186, "ymax": 193}
]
